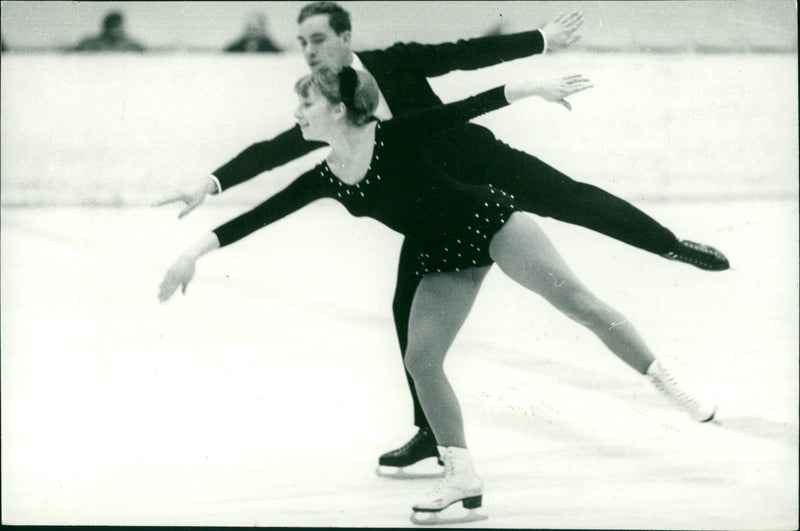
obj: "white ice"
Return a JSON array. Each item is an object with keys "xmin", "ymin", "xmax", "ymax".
[
  {"xmin": 2, "ymin": 199, "xmax": 797, "ymax": 528},
  {"xmin": 1, "ymin": 48, "xmax": 798, "ymax": 529}
]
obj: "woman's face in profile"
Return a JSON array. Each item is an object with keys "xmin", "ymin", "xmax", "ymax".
[{"xmin": 295, "ymin": 85, "xmax": 337, "ymax": 140}]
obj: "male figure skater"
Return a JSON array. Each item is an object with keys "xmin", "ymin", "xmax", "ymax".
[{"xmin": 156, "ymin": 1, "xmax": 727, "ymax": 478}]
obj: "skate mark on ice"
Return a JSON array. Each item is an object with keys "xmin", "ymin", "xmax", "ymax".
[{"xmin": 712, "ymin": 416, "xmax": 799, "ymax": 447}]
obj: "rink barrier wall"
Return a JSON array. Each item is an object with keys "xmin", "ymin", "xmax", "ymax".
[{"xmin": 1, "ymin": 53, "xmax": 797, "ymax": 206}]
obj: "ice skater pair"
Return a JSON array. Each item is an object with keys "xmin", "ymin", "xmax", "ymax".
[
  {"xmin": 159, "ymin": 62, "xmax": 718, "ymax": 524},
  {"xmin": 156, "ymin": 2, "xmax": 725, "ymax": 524}
]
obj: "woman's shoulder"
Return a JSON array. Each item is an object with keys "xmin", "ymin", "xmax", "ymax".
[
  {"xmin": 375, "ymin": 115, "xmax": 404, "ymax": 139},
  {"xmin": 294, "ymin": 161, "xmax": 333, "ymax": 188}
]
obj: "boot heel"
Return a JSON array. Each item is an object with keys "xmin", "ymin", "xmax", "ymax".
[{"xmin": 462, "ymin": 495, "xmax": 482, "ymax": 509}]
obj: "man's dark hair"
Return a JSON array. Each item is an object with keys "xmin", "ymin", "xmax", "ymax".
[{"xmin": 297, "ymin": 2, "xmax": 351, "ymax": 35}]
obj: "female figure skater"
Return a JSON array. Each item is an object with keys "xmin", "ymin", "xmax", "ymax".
[{"xmin": 159, "ymin": 67, "xmax": 715, "ymax": 524}]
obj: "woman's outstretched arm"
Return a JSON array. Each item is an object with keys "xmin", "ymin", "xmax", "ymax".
[
  {"xmin": 504, "ymin": 74, "xmax": 593, "ymax": 111},
  {"xmin": 158, "ymin": 167, "xmax": 328, "ymax": 303},
  {"xmin": 383, "ymin": 74, "xmax": 593, "ymax": 138}
]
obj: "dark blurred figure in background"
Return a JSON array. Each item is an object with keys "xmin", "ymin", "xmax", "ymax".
[
  {"xmin": 482, "ymin": 21, "xmax": 507, "ymax": 37},
  {"xmin": 225, "ymin": 12, "xmax": 282, "ymax": 53},
  {"xmin": 73, "ymin": 11, "xmax": 145, "ymax": 52}
]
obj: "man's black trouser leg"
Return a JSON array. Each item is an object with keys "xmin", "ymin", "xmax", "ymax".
[
  {"xmin": 393, "ymin": 238, "xmax": 430, "ymax": 430},
  {"xmin": 434, "ymin": 135, "xmax": 680, "ymax": 256},
  {"xmin": 493, "ymin": 145, "xmax": 679, "ymax": 255}
]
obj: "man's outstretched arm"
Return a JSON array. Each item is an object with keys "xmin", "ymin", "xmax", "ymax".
[
  {"xmin": 154, "ymin": 124, "xmax": 326, "ymax": 218},
  {"xmin": 540, "ymin": 11, "xmax": 584, "ymax": 51},
  {"xmin": 382, "ymin": 11, "xmax": 583, "ymax": 78}
]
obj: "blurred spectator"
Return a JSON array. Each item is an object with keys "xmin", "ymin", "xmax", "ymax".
[
  {"xmin": 1, "ymin": 37, "xmax": 6, "ymax": 53},
  {"xmin": 73, "ymin": 11, "xmax": 145, "ymax": 52},
  {"xmin": 482, "ymin": 21, "xmax": 507, "ymax": 37},
  {"xmin": 225, "ymin": 12, "xmax": 282, "ymax": 53}
]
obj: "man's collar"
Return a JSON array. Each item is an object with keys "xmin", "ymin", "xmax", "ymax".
[{"xmin": 350, "ymin": 52, "xmax": 365, "ymax": 71}]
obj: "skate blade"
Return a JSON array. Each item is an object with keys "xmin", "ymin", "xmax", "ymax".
[
  {"xmin": 410, "ymin": 508, "xmax": 488, "ymax": 526},
  {"xmin": 375, "ymin": 465, "xmax": 445, "ymax": 480},
  {"xmin": 375, "ymin": 458, "xmax": 445, "ymax": 480},
  {"xmin": 698, "ymin": 403, "xmax": 717, "ymax": 423}
]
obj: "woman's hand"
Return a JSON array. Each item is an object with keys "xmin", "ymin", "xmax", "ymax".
[
  {"xmin": 505, "ymin": 75, "xmax": 594, "ymax": 110},
  {"xmin": 158, "ymin": 255, "xmax": 196, "ymax": 302},
  {"xmin": 157, "ymin": 233, "xmax": 221, "ymax": 303}
]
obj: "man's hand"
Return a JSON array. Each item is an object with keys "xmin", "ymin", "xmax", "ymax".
[
  {"xmin": 152, "ymin": 176, "xmax": 217, "ymax": 219},
  {"xmin": 505, "ymin": 74, "xmax": 593, "ymax": 111},
  {"xmin": 540, "ymin": 11, "xmax": 584, "ymax": 52}
]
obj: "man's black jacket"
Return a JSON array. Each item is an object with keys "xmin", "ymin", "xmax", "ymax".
[{"xmin": 212, "ymin": 30, "xmax": 546, "ymax": 191}]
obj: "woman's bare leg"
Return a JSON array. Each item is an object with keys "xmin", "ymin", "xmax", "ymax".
[
  {"xmin": 489, "ymin": 213, "xmax": 655, "ymax": 374},
  {"xmin": 404, "ymin": 266, "xmax": 491, "ymax": 448}
]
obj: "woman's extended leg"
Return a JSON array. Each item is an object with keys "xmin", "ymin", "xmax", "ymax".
[
  {"xmin": 489, "ymin": 212, "xmax": 655, "ymax": 373},
  {"xmin": 488, "ymin": 212, "xmax": 715, "ymax": 421},
  {"xmin": 404, "ymin": 266, "xmax": 490, "ymax": 448}
]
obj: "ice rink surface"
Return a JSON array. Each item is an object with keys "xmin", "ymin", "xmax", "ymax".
[
  {"xmin": 1, "ymin": 45, "xmax": 798, "ymax": 529},
  {"xmin": 2, "ymin": 199, "xmax": 797, "ymax": 528}
]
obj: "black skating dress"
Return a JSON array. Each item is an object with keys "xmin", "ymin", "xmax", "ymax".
[{"xmin": 213, "ymin": 86, "xmax": 519, "ymax": 278}]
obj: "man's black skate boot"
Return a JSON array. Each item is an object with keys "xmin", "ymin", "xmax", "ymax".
[
  {"xmin": 376, "ymin": 427, "xmax": 444, "ymax": 479},
  {"xmin": 662, "ymin": 240, "xmax": 730, "ymax": 271}
]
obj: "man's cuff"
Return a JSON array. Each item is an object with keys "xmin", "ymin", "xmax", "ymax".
[
  {"xmin": 539, "ymin": 29, "xmax": 548, "ymax": 54},
  {"xmin": 208, "ymin": 174, "xmax": 222, "ymax": 195}
]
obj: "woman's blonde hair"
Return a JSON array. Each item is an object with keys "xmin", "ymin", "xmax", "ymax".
[{"xmin": 294, "ymin": 66, "xmax": 379, "ymax": 125}]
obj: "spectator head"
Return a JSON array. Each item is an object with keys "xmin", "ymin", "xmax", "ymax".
[
  {"xmin": 244, "ymin": 12, "xmax": 268, "ymax": 38},
  {"xmin": 102, "ymin": 11, "xmax": 126, "ymax": 40}
]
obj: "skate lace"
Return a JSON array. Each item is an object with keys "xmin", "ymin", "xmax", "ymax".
[
  {"xmin": 664, "ymin": 241, "xmax": 725, "ymax": 268},
  {"xmin": 663, "ymin": 251, "xmax": 699, "ymax": 267},
  {"xmin": 393, "ymin": 429, "xmax": 428, "ymax": 455},
  {"xmin": 652, "ymin": 370, "xmax": 700, "ymax": 412},
  {"xmin": 685, "ymin": 240, "xmax": 724, "ymax": 258},
  {"xmin": 426, "ymin": 455, "xmax": 457, "ymax": 498}
]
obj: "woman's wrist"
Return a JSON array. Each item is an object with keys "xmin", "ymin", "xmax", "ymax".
[
  {"xmin": 185, "ymin": 233, "xmax": 220, "ymax": 261},
  {"xmin": 504, "ymin": 82, "xmax": 540, "ymax": 104}
]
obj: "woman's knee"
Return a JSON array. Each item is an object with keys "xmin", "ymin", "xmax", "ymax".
[
  {"xmin": 404, "ymin": 346, "xmax": 443, "ymax": 382},
  {"xmin": 403, "ymin": 350, "xmax": 428, "ymax": 382}
]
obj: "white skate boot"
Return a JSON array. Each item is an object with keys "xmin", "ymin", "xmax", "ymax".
[
  {"xmin": 647, "ymin": 360, "xmax": 716, "ymax": 422},
  {"xmin": 410, "ymin": 446, "xmax": 488, "ymax": 525}
]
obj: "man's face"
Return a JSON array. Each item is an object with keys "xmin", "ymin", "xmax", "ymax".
[{"xmin": 297, "ymin": 14, "xmax": 351, "ymax": 72}]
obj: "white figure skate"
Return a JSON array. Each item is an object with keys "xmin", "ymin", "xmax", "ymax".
[
  {"xmin": 410, "ymin": 446, "xmax": 488, "ymax": 525},
  {"xmin": 647, "ymin": 360, "xmax": 716, "ymax": 422}
]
